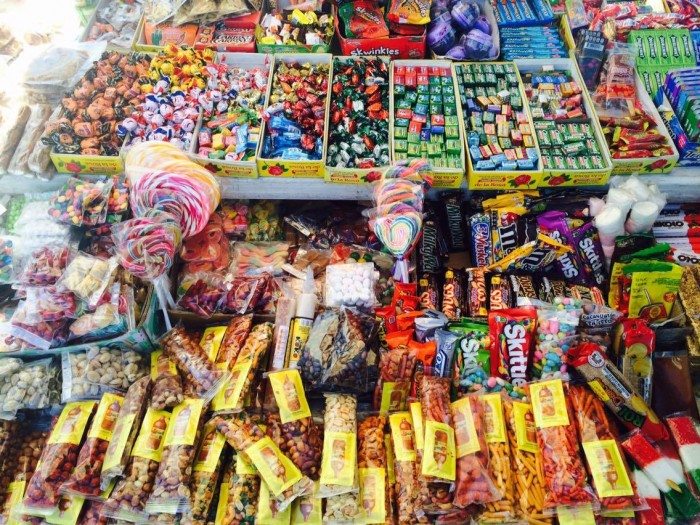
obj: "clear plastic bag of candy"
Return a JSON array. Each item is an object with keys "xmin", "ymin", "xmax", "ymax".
[
  {"xmin": 100, "ymin": 376, "xmax": 151, "ymax": 490},
  {"xmin": 229, "ymin": 242, "xmax": 289, "ymax": 275},
  {"xmin": 69, "ymin": 285, "xmax": 132, "ymax": 343},
  {"xmin": 220, "ymin": 273, "xmax": 268, "ymax": 314},
  {"xmin": 531, "ymin": 298, "xmax": 582, "ymax": 380},
  {"xmin": 177, "ymin": 272, "xmax": 226, "ymax": 318},
  {"xmin": 215, "ymin": 315, "xmax": 253, "ymax": 368},
  {"xmin": 150, "ymin": 350, "xmax": 184, "ymax": 410},
  {"xmin": 103, "ymin": 407, "xmax": 171, "ymax": 522},
  {"xmin": 213, "ymin": 413, "xmax": 313, "ymax": 512},
  {"xmin": 56, "ymin": 253, "xmax": 119, "ymax": 309},
  {"xmin": 49, "ymin": 177, "xmax": 113, "ymax": 227},
  {"xmin": 61, "ymin": 393, "xmax": 124, "ymax": 498},
  {"xmin": 1, "ymin": 358, "xmax": 56, "ymax": 417},
  {"xmin": 23, "ymin": 401, "xmax": 97, "ymax": 513},
  {"xmin": 325, "ymin": 262, "xmax": 379, "ymax": 309},
  {"xmin": 83, "ymin": 346, "xmax": 147, "ymax": 394},
  {"xmin": 160, "ymin": 326, "xmax": 227, "ymax": 402},
  {"xmin": 319, "ymin": 393, "xmax": 359, "ymax": 501},
  {"xmin": 9, "ymin": 290, "xmax": 72, "ymax": 349},
  {"xmin": 62, "ymin": 351, "xmax": 103, "ymax": 403},
  {"xmin": 146, "ymin": 398, "xmax": 206, "ymax": 514}
]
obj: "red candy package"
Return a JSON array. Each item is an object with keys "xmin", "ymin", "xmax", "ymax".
[
  {"xmin": 338, "ymin": 0, "xmax": 390, "ymax": 39},
  {"xmin": 488, "ymin": 307, "xmax": 536, "ymax": 386}
]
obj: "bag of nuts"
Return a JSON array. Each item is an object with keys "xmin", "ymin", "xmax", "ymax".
[
  {"xmin": 61, "ymin": 392, "xmax": 125, "ymax": 498},
  {"xmin": 319, "ymin": 394, "xmax": 360, "ymax": 523},
  {"xmin": 84, "ymin": 346, "xmax": 147, "ymax": 393},
  {"xmin": 256, "ymin": 480, "xmax": 292, "ymax": 525},
  {"xmin": 160, "ymin": 327, "xmax": 227, "ymax": 402},
  {"xmin": 212, "ymin": 413, "xmax": 313, "ymax": 512},
  {"xmin": 23, "ymin": 400, "xmax": 97, "ymax": 514},
  {"xmin": 373, "ymin": 344, "xmax": 415, "ymax": 412},
  {"xmin": 150, "ymin": 349, "xmax": 184, "ymax": 410},
  {"xmin": 1, "ymin": 358, "xmax": 55, "ymax": 416},
  {"xmin": 146, "ymin": 398, "xmax": 206, "ymax": 514},
  {"xmin": 450, "ymin": 396, "xmax": 500, "ymax": 508},
  {"xmin": 290, "ymin": 481, "xmax": 323, "ymax": 524},
  {"xmin": 102, "ymin": 407, "xmax": 171, "ymax": 522},
  {"xmin": 214, "ymin": 454, "xmax": 259, "ymax": 525},
  {"xmin": 357, "ymin": 415, "xmax": 393, "ymax": 525},
  {"xmin": 62, "ymin": 351, "xmax": 103, "ymax": 402},
  {"xmin": 211, "ymin": 323, "xmax": 273, "ymax": 413},
  {"xmin": 181, "ymin": 419, "xmax": 228, "ymax": 525},
  {"xmin": 388, "ymin": 412, "xmax": 429, "ymax": 525},
  {"xmin": 265, "ymin": 369, "xmax": 322, "ymax": 480},
  {"xmin": 215, "ymin": 315, "xmax": 253, "ymax": 367},
  {"xmin": 100, "ymin": 376, "xmax": 151, "ymax": 491}
]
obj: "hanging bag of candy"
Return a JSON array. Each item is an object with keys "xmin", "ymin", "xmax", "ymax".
[{"xmin": 368, "ymin": 160, "xmax": 431, "ymax": 284}]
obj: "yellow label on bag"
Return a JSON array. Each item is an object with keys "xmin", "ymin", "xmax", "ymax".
[
  {"xmin": 513, "ymin": 401, "xmax": 538, "ymax": 453},
  {"xmin": 557, "ymin": 503, "xmax": 596, "ymax": 525},
  {"xmin": 88, "ymin": 393, "xmax": 123, "ymax": 442},
  {"xmin": 49, "ymin": 401, "xmax": 96, "ymax": 446},
  {"xmin": 151, "ymin": 350, "xmax": 177, "ymax": 379},
  {"xmin": 409, "ymin": 402, "xmax": 424, "ymax": 451},
  {"xmin": 481, "ymin": 394, "xmax": 506, "ymax": 443},
  {"xmin": 291, "ymin": 482, "xmax": 322, "ymax": 524},
  {"xmin": 587, "ymin": 379, "xmax": 610, "ymax": 402},
  {"xmin": 384, "ymin": 434, "xmax": 395, "ymax": 484},
  {"xmin": 359, "ymin": 467, "xmax": 386, "ymax": 524},
  {"xmin": 530, "ymin": 379, "xmax": 569, "ymax": 428},
  {"xmin": 132, "ymin": 408, "xmax": 171, "ymax": 462},
  {"xmin": 5, "ymin": 480, "xmax": 25, "ymax": 525},
  {"xmin": 451, "ymin": 397, "xmax": 480, "ymax": 457},
  {"xmin": 582, "ymin": 440, "xmax": 634, "ymax": 498},
  {"xmin": 44, "ymin": 495, "xmax": 85, "ymax": 525},
  {"xmin": 257, "ymin": 481, "xmax": 293, "ymax": 524},
  {"xmin": 102, "ymin": 413, "xmax": 136, "ymax": 473},
  {"xmin": 236, "ymin": 454, "xmax": 257, "ymax": 475},
  {"xmin": 245, "ymin": 436, "xmax": 302, "ymax": 497},
  {"xmin": 389, "ymin": 412, "xmax": 416, "ymax": 462},
  {"xmin": 320, "ymin": 431, "xmax": 356, "ymax": 487},
  {"xmin": 212, "ymin": 360, "xmax": 252, "ymax": 412},
  {"xmin": 194, "ymin": 427, "xmax": 226, "ymax": 473},
  {"xmin": 268, "ymin": 369, "xmax": 311, "ymax": 423},
  {"xmin": 214, "ymin": 480, "xmax": 230, "ymax": 525},
  {"xmin": 200, "ymin": 326, "xmax": 228, "ymax": 361},
  {"xmin": 422, "ymin": 421, "xmax": 456, "ymax": 481},
  {"xmin": 379, "ymin": 381, "xmax": 408, "ymax": 413},
  {"xmin": 164, "ymin": 398, "xmax": 204, "ymax": 447}
]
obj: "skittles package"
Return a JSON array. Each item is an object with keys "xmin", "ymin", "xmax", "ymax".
[{"xmin": 488, "ymin": 307, "xmax": 536, "ymax": 386}]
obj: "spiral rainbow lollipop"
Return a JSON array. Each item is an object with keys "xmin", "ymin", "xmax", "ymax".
[{"xmin": 371, "ymin": 159, "xmax": 430, "ymax": 283}]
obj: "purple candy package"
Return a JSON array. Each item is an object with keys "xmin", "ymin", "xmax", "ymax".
[{"xmin": 536, "ymin": 210, "xmax": 586, "ymax": 284}]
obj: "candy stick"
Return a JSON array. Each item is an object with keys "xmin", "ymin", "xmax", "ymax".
[
  {"xmin": 620, "ymin": 430, "xmax": 700, "ymax": 520},
  {"xmin": 665, "ymin": 415, "xmax": 700, "ymax": 492},
  {"xmin": 632, "ymin": 468, "xmax": 664, "ymax": 525},
  {"xmin": 625, "ymin": 201, "xmax": 660, "ymax": 234},
  {"xmin": 594, "ymin": 206, "xmax": 625, "ymax": 264}
]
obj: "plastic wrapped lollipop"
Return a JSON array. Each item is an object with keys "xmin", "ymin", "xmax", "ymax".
[
  {"xmin": 111, "ymin": 213, "xmax": 181, "ymax": 329},
  {"xmin": 369, "ymin": 159, "xmax": 431, "ymax": 283}
]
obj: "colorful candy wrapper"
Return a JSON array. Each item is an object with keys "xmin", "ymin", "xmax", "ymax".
[
  {"xmin": 632, "ymin": 468, "xmax": 664, "ymax": 525},
  {"xmin": 502, "ymin": 396, "xmax": 551, "ymax": 524},
  {"xmin": 531, "ymin": 298, "xmax": 582, "ymax": 380},
  {"xmin": 569, "ymin": 385, "xmax": 641, "ymax": 515},
  {"xmin": 537, "ymin": 211, "xmax": 586, "ymax": 285},
  {"xmin": 486, "ymin": 234, "xmax": 570, "ymax": 274},
  {"xmin": 528, "ymin": 379, "xmax": 595, "ymax": 510},
  {"xmin": 568, "ymin": 341, "xmax": 668, "ymax": 442},
  {"xmin": 434, "ymin": 329, "xmax": 458, "ymax": 378},
  {"xmin": 449, "ymin": 321, "xmax": 490, "ymax": 394},
  {"xmin": 488, "ymin": 307, "xmax": 536, "ymax": 386},
  {"xmin": 665, "ymin": 414, "xmax": 700, "ymax": 493},
  {"xmin": 387, "ymin": 0, "xmax": 430, "ymax": 24},
  {"xmin": 571, "ymin": 222, "xmax": 607, "ymax": 289},
  {"xmin": 621, "ymin": 430, "xmax": 700, "ymax": 520},
  {"xmin": 450, "ymin": 396, "xmax": 500, "ymax": 507}
]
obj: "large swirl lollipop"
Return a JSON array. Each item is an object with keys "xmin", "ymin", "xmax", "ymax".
[{"xmin": 371, "ymin": 159, "xmax": 430, "ymax": 283}]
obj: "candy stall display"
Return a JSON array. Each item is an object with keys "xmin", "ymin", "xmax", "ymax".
[{"xmin": 256, "ymin": 5, "xmax": 334, "ymax": 53}]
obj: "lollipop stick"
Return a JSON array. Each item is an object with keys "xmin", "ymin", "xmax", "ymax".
[
  {"xmin": 394, "ymin": 259, "xmax": 410, "ymax": 284},
  {"xmin": 154, "ymin": 278, "xmax": 173, "ymax": 331}
]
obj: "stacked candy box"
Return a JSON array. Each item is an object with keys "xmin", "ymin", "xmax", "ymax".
[
  {"xmin": 514, "ymin": 59, "xmax": 613, "ymax": 188},
  {"xmin": 499, "ymin": 15, "xmax": 576, "ymax": 60},
  {"xmin": 189, "ymin": 53, "xmax": 274, "ymax": 179},
  {"xmin": 389, "ymin": 60, "xmax": 467, "ymax": 188},
  {"xmin": 324, "ymin": 56, "xmax": 391, "ymax": 184},
  {"xmin": 456, "ymin": 61, "xmax": 543, "ymax": 190},
  {"xmin": 656, "ymin": 67, "xmax": 700, "ymax": 167},
  {"xmin": 257, "ymin": 53, "xmax": 333, "ymax": 178}
]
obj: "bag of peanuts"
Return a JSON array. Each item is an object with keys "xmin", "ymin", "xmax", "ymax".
[
  {"xmin": 61, "ymin": 393, "xmax": 124, "ymax": 498},
  {"xmin": 100, "ymin": 375, "xmax": 151, "ymax": 490},
  {"xmin": 450, "ymin": 395, "xmax": 500, "ymax": 508},
  {"xmin": 62, "ymin": 351, "xmax": 103, "ymax": 403},
  {"xmin": 160, "ymin": 326, "xmax": 229, "ymax": 402},
  {"xmin": 83, "ymin": 346, "xmax": 148, "ymax": 393},
  {"xmin": 257, "ymin": 480, "xmax": 293, "ymax": 525},
  {"xmin": 102, "ymin": 407, "xmax": 172, "ymax": 522},
  {"xmin": 199, "ymin": 326, "xmax": 228, "ymax": 362},
  {"xmin": 569, "ymin": 384, "xmax": 643, "ymax": 515},
  {"xmin": 23, "ymin": 401, "xmax": 97, "ymax": 514},
  {"xmin": 526, "ymin": 379, "xmax": 596, "ymax": 511},
  {"xmin": 213, "ymin": 413, "xmax": 313, "ymax": 512},
  {"xmin": 290, "ymin": 481, "xmax": 323, "ymax": 524},
  {"xmin": 181, "ymin": 419, "xmax": 227, "ymax": 525},
  {"xmin": 388, "ymin": 412, "xmax": 429, "ymax": 524},
  {"xmin": 146, "ymin": 398, "xmax": 206, "ymax": 515},
  {"xmin": 214, "ymin": 454, "xmax": 260, "ymax": 525},
  {"xmin": 215, "ymin": 314, "xmax": 253, "ymax": 367},
  {"xmin": 373, "ymin": 341, "xmax": 415, "ymax": 412},
  {"xmin": 318, "ymin": 394, "xmax": 359, "ymax": 498},
  {"xmin": 501, "ymin": 395, "xmax": 552, "ymax": 523},
  {"xmin": 477, "ymin": 392, "xmax": 516, "ymax": 522},
  {"xmin": 1, "ymin": 357, "xmax": 56, "ymax": 416},
  {"xmin": 357, "ymin": 414, "xmax": 393, "ymax": 525},
  {"xmin": 150, "ymin": 350, "xmax": 184, "ymax": 410}
]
